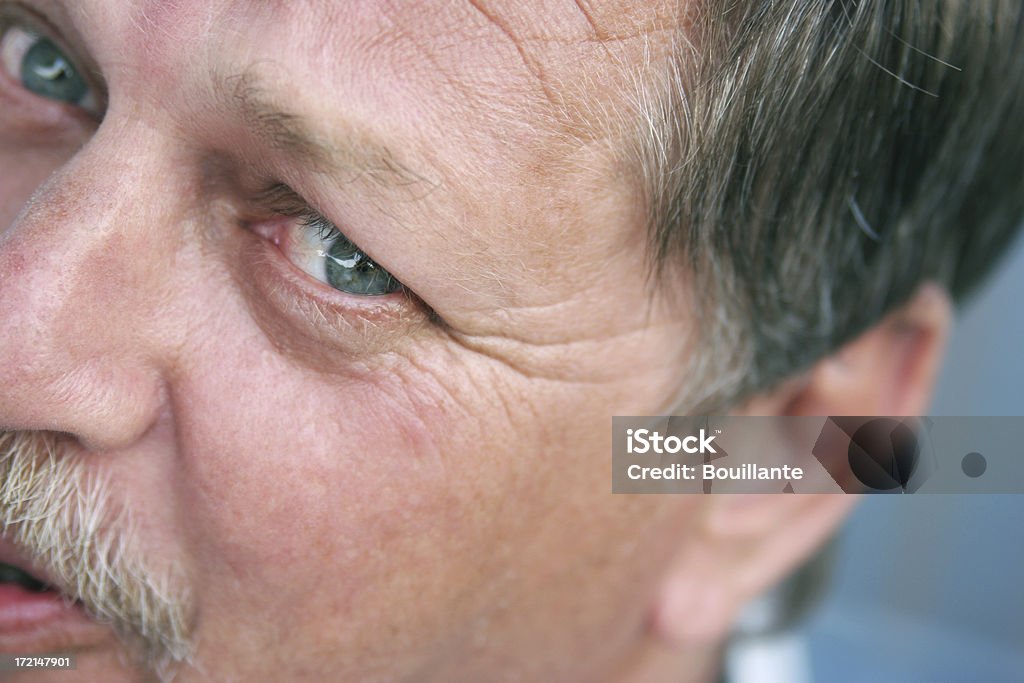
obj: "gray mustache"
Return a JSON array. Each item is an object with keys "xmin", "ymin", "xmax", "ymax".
[{"xmin": 0, "ymin": 430, "xmax": 195, "ymax": 679}]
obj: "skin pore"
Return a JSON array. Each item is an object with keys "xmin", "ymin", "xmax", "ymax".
[{"xmin": 0, "ymin": 1, "xmax": 948, "ymax": 682}]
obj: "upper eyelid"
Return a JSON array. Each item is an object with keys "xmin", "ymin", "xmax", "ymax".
[
  {"xmin": 249, "ymin": 183, "xmax": 315, "ymax": 218},
  {"xmin": 249, "ymin": 182, "xmax": 376, "ymax": 259},
  {"xmin": 250, "ymin": 184, "xmax": 340, "ymax": 237}
]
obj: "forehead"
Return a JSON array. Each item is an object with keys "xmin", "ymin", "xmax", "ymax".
[
  {"xmin": 68, "ymin": 0, "xmax": 673, "ymax": 316},
  {"xmin": 112, "ymin": 0, "xmax": 664, "ymax": 54},
  {"xmin": 87, "ymin": 0, "xmax": 667, "ymax": 126}
]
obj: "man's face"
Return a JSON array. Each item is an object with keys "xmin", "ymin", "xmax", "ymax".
[{"xmin": 0, "ymin": 2, "xmax": 700, "ymax": 681}]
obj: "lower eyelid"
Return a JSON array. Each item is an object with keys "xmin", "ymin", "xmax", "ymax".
[{"xmin": 233, "ymin": 239, "xmax": 424, "ymax": 367}]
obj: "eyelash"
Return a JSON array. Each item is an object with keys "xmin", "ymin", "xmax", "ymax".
[
  {"xmin": 252, "ymin": 184, "xmax": 365, "ymax": 260},
  {"xmin": 297, "ymin": 208, "xmax": 341, "ymax": 242}
]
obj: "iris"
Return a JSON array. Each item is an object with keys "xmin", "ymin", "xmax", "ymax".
[
  {"xmin": 19, "ymin": 34, "xmax": 87, "ymax": 104},
  {"xmin": 322, "ymin": 231, "xmax": 399, "ymax": 296}
]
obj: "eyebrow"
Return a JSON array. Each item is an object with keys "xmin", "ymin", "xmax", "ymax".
[{"xmin": 217, "ymin": 67, "xmax": 432, "ymax": 192}]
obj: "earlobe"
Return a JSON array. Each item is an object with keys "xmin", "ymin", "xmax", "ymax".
[
  {"xmin": 648, "ymin": 493, "xmax": 856, "ymax": 647},
  {"xmin": 648, "ymin": 528, "xmax": 746, "ymax": 646}
]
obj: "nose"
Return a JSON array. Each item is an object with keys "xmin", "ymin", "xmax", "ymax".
[{"xmin": 0, "ymin": 127, "xmax": 183, "ymax": 451}]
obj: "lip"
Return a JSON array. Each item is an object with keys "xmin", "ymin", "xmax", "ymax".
[{"xmin": 0, "ymin": 535, "xmax": 111, "ymax": 653}]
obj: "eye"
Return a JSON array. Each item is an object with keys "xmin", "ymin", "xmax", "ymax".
[
  {"xmin": 283, "ymin": 212, "xmax": 402, "ymax": 297},
  {"xmin": 0, "ymin": 23, "xmax": 99, "ymax": 113}
]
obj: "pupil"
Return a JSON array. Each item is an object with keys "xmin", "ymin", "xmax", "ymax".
[{"xmin": 20, "ymin": 37, "xmax": 87, "ymax": 104}]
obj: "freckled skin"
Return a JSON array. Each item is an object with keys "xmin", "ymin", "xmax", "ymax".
[{"xmin": 0, "ymin": 2, "xmax": 708, "ymax": 681}]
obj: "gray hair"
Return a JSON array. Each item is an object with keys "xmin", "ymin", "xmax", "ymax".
[{"xmin": 636, "ymin": 0, "xmax": 1024, "ymax": 410}]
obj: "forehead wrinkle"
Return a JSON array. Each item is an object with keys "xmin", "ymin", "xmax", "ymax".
[{"xmin": 454, "ymin": 1, "xmax": 675, "ymax": 148}]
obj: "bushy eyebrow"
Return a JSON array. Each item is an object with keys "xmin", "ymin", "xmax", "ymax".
[{"xmin": 216, "ymin": 67, "xmax": 433, "ymax": 193}]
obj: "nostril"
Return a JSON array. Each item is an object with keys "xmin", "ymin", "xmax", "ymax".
[{"xmin": 0, "ymin": 359, "xmax": 167, "ymax": 454}]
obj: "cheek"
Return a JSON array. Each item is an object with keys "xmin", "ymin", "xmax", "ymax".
[
  {"xmin": 0, "ymin": 145, "xmax": 77, "ymax": 230},
  {"xmin": 176, "ymin": 344, "xmax": 453, "ymax": 561},
  {"xmin": 163, "ymin": 301, "xmax": 684, "ymax": 674},
  {"xmin": 167, "ymin": 316, "xmax": 528, "ymax": 663}
]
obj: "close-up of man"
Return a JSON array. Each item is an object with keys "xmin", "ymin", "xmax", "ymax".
[{"xmin": 1, "ymin": 1, "xmax": 1022, "ymax": 682}]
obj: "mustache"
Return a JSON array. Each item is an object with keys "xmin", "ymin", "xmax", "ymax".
[{"xmin": 0, "ymin": 430, "xmax": 195, "ymax": 676}]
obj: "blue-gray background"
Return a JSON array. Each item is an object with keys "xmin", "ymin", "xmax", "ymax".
[{"xmin": 799, "ymin": 233, "xmax": 1024, "ymax": 681}]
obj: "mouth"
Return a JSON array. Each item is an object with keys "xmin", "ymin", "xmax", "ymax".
[
  {"xmin": 0, "ymin": 562, "xmax": 52, "ymax": 593},
  {"xmin": 0, "ymin": 537, "xmax": 111, "ymax": 653}
]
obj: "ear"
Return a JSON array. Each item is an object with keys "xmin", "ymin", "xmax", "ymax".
[
  {"xmin": 649, "ymin": 283, "xmax": 953, "ymax": 645},
  {"xmin": 744, "ymin": 281, "xmax": 954, "ymax": 416}
]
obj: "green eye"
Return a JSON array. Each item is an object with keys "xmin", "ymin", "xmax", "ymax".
[
  {"xmin": 284, "ymin": 212, "xmax": 402, "ymax": 297},
  {"xmin": 323, "ymin": 232, "xmax": 400, "ymax": 296},
  {"xmin": 1, "ymin": 24, "xmax": 96, "ymax": 110},
  {"xmin": 21, "ymin": 35, "xmax": 87, "ymax": 104}
]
